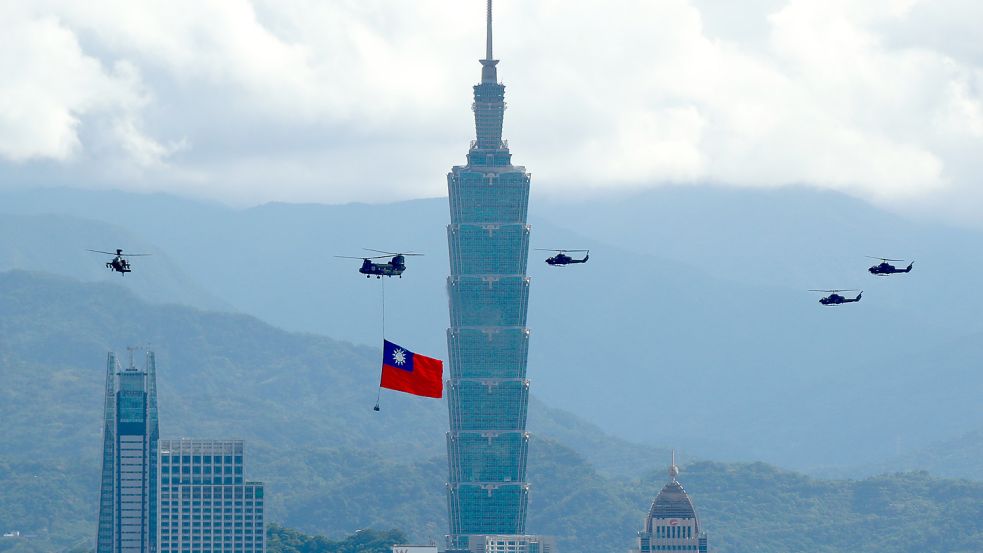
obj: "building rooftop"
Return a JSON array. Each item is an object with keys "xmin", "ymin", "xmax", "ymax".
[
  {"xmin": 644, "ymin": 451, "xmax": 701, "ymax": 533},
  {"xmin": 648, "ymin": 480, "xmax": 698, "ymax": 520}
]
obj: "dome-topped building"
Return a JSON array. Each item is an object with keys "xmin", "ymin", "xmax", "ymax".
[{"xmin": 632, "ymin": 453, "xmax": 709, "ymax": 553}]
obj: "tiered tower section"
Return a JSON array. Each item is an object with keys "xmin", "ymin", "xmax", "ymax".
[{"xmin": 445, "ymin": 1, "xmax": 533, "ymax": 547}]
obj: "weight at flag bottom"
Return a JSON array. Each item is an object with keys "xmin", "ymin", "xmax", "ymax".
[{"xmin": 380, "ymin": 340, "xmax": 443, "ymax": 398}]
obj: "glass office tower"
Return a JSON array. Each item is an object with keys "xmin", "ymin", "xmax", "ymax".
[
  {"xmin": 97, "ymin": 351, "xmax": 160, "ymax": 553},
  {"xmin": 158, "ymin": 439, "xmax": 265, "ymax": 553},
  {"xmin": 445, "ymin": 1, "xmax": 533, "ymax": 548}
]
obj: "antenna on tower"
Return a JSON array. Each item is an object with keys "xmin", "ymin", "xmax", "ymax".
[
  {"xmin": 479, "ymin": 0, "xmax": 499, "ymax": 83},
  {"xmin": 485, "ymin": 0, "xmax": 493, "ymax": 61},
  {"xmin": 126, "ymin": 346, "xmax": 138, "ymax": 370},
  {"xmin": 669, "ymin": 449, "xmax": 680, "ymax": 482}
]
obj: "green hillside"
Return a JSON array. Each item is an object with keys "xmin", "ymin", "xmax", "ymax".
[
  {"xmin": 847, "ymin": 426, "xmax": 983, "ymax": 481},
  {"xmin": 4, "ymin": 271, "xmax": 983, "ymax": 553}
]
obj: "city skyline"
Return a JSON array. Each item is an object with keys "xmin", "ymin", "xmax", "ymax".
[{"xmin": 1, "ymin": 1, "xmax": 982, "ymax": 552}]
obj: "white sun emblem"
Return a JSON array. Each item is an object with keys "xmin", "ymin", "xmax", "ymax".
[{"xmin": 392, "ymin": 348, "xmax": 407, "ymax": 366}]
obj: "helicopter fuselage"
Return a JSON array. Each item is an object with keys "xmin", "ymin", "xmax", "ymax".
[
  {"xmin": 819, "ymin": 292, "xmax": 862, "ymax": 305},
  {"xmin": 359, "ymin": 256, "xmax": 406, "ymax": 278},
  {"xmin": 546, "ymin": 253, "xmax": 589, "ymax": 266},
  {"xmin": 106, "ymin": 256, "xmax": 131, "ymax": 275},
  {"xmin": 869, "ymin": 262, "xmax": 913, "ymax": 275}
]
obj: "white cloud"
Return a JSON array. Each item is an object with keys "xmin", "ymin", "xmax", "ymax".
[
  {"xmin": 0, "ymin": 5, "xmax": 178, "ymax": 171},
  {"xmin": 0, "ymin": 0, "xmax": 981, "ymax": 222}
]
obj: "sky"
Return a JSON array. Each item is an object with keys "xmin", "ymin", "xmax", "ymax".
[{"xmin": 1, "ymin": 0, "xmax": 981, "ymax": 224}]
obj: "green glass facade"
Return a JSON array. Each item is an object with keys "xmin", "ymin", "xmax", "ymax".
[
  {"xmin": 97, "ymin": 352, "xmax": 160, "ymax": 553},
  {"xmin": 445, "ymin": 6, "xmax": 533, "ymax": 546}
]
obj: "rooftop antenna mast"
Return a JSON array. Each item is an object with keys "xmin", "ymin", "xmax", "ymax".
[
  {"xmin": 669, "ymin": 449, "xmax": 680, "ymax": 482},
  {"xmin": 479, "ymin": 0, "xmax": 499, "ymax": 83},
  {"xmin": 485, "ymin": 0, "xmax": 493, "ymax": 61}
]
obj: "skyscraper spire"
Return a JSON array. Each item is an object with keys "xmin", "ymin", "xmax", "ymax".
[
  {"xmin": 669, "ymin": 449, "xmax": 679, "ymax": 482},
  {"xmin": 485, "ymin": 0, "xmax": 493, "ymax": 61},
  {"xmin": 479, "ymin": 0, "xmax": 499, "ymax": 83}
]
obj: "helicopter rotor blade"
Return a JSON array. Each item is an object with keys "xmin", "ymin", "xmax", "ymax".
[
  {"xmin": 865, "ymin": 256, "xmax": 905, "ymax": 262},
  {"xmin": 809, "ymin": 289, "xmax": 859, "ymax": 293},
  {"xmin": 335, "ymin": 255, "xmax": 391, "ymax": 260},
  {"xmin": 86, "ymin": 249, "xmax": 119, "ymax": 255},
  {"xmin": 120, "ymin": 253, "xmax": 151, "ymax": 257},
  {"xmin": 535, "ymin": 248, "xmax": 589, "ymax": 252},
  {"xmin": 362, "ymin": 248, "xmax": 424, "ymax": 256}
]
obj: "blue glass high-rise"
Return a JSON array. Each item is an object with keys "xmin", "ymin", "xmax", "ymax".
[
  {"xmin": 97, "ymin": 351, "xmax": 160, "ymax": 553},
  {"xmin": 445, "ymin": 1, "xmax": 532, "ymax": 548}
]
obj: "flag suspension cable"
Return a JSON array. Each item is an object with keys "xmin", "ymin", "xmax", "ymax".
[{"xmin": 373, "ymin": 277, "xmax": 385, "ymax": 411}]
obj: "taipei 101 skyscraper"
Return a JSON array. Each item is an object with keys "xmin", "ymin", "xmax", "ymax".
[{"xmin": 445, "ymin": 1, "xmax": 538, "ymax": 550}]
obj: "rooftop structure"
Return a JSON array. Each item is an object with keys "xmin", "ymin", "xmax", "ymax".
[
  {"xmin": 392, "ymin": 546, "xmax": 438, "ymax": 553},
  {"xmin": 633, "ymin": 453, "xmax": 708, "ymax": 553}
]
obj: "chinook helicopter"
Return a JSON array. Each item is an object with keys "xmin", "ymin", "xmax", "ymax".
[
  {"xmin": 810, "ymin": 289, "xmax": 863, "ymax": 306},
  {"xmin": 536, "ymin": 249, "xmax": 589, "ymax": 266},
  {"xmin": 867, "ymin": 256, "xmax": 914, "ymax": 276},
  {"xmin": 86, "ymin": 249, "xmax": 151, "ymax": 275},
  {"xmin": 335, "ymin": 249, "xmax": 423, "ymax": 278}
]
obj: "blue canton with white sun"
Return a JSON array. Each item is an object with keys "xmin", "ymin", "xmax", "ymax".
[{"xmin": 383, "ymin": 340, "xmax": 415, "ymax": 372}]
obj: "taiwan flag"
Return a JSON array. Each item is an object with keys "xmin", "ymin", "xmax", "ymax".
[{"xmin": 380, "ymin": 340, "xmax": 443, "ymax": 398}]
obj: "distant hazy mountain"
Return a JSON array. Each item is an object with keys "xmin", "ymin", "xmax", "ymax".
[
  {"xmin": 5, "ymin": 271, "xmax": 983, "ymax": 553},
  {"xmin": 841, "ymin": 424, "xmax": 983, "ymax": 481},
  {"xmin": 0, "ymin": 211, "xmax": 228, "ymax": 310},
  {"xmin": 1, "ymin": 185, "xmax": 980, "ymax": 472}
]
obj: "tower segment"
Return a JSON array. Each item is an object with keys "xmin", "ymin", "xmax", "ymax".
[{"xmin": 445, "ymin": 1, "xmax": 533, "ymax": 548}]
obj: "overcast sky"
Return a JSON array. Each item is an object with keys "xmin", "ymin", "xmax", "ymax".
[{"xmin": 1, "ymin": 1, "xmax": 981, "ymax": 223}]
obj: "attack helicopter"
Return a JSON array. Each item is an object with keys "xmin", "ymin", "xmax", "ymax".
[
  {"xmin": 536, "ymin": 249, "xmax": 589, "ymax": 266},
  {"xmin": 87, "ymin": 249, "xmax": 151, "ymax": 275},
  {"xmin": 335, "ymin": 249, "xmax": 423, "ymax": 278},
  {"xmin": 866, "ymin": 256, "xmax": 914, "ymax": 276},
  {"xmin": 810, "ymin": 289, "xmax": 863, "ymax": 306}
]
